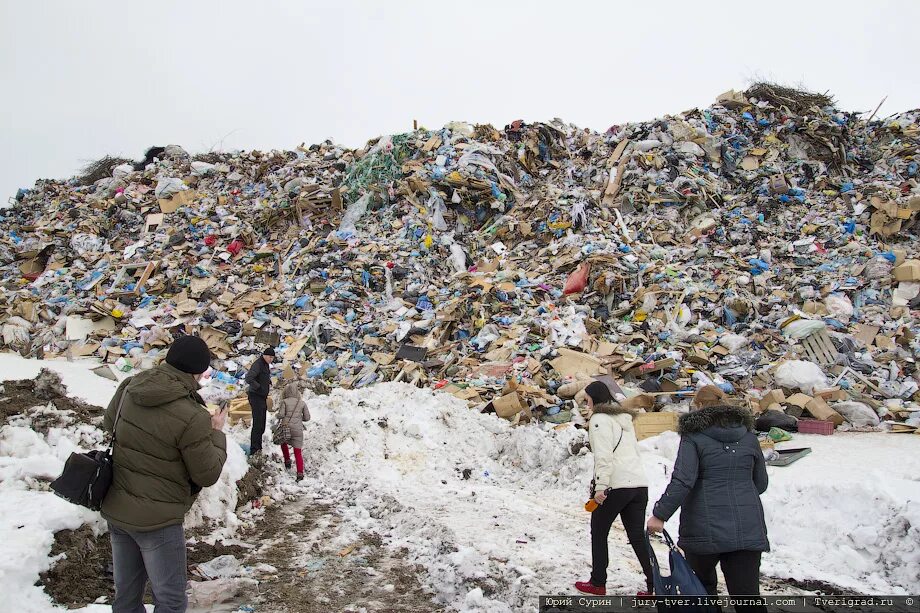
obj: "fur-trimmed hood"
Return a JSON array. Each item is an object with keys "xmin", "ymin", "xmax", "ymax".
[
  {"xmin": 591, "ymin": 402, "xmax": 640, "ymax": 416},
  {"xmin": 679, "ymin": 404, "xmax": 754, "ymax": 436}
]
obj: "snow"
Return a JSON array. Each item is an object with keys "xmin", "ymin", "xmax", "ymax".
[
  {"xmin": 0, "ymin": 355, "xmax": 250, "ymax": 612},
  {"xmin": 2, "ymin": 352, "xmax": 919, "ymax": 611},
  {"xmin": 291, "ymin": 383, "xmax": 920, "ymax": 611}
]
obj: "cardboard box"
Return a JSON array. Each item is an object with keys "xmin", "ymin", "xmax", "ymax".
[
  {"xmin": 633, "ymin": 412, "xmax": 679, "ymax": 441},
  {"xmin": 620, "ymin": 394, "xmax": 655, "ymax": 412},
  {"xmin": 759, "ymin": 390, "xmax": 786, "ymax": 411},
  {"xmin": 785, "ymin": 393, "xmax": 813, "ymax": 409},
  {"xmin": 158, "ymin": 190, "xmax": 198, "ymax": 213},
  {"xmin": 893, "ymin": 260, "xmax": 920, "ymax": 282},
  {"xmin": 492, "ymin": 392, "xmax": 524, "ymax": 419},
  {"xmin": 805, "ymin": 397, "xmax": 844, "ymax": 426}
]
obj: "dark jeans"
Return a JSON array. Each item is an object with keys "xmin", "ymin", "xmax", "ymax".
[
  {"xmin": 109, "ymin": 522, "xmax": 187, "ymax": 613},
  {"xmin": 248, "ymin": 393, "xmax": 267, "ymax": 453},
  {"xmin": 684, "ymin": 550, "xmax": 766, "ymax": 613},
  {"xmin": 590, "ymin": 486, "xmax": 654, "ymax": 590}
]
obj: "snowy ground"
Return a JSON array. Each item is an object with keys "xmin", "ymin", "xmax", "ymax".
[
  {"xmin": 290, "ymin": 384, "xmax": 920, "ymax": 611},
  {"xmin": 1, "ymin": 354, "xmax": 918, "ymax": 612},
  {"xmin": 0, "ymin": 355, "xmax": 248, "ymax": 613}
]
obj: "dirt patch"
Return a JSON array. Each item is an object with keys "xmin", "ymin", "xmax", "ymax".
[
  {"xmin": 0, "ymin": 369, "xmax": 104, "ymax": 433},
  {"xmin": 236, "ymin": 467, "xmax": 264, "ymax": 505},
  {"xmin": 242, "ymin": 498, "xmax": 441, "ymax": 613},
  {"xmin": 187, "ymin": 540, "xmax": 250, "ymax": 566},
  {"xmin": 38, "ymin": 525, "xmax": 114, "ymax": 608}
]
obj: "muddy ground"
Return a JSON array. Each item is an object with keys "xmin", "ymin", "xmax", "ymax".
[
  {"xmin": 0, "ymin": 369, "xmax": 104, "ymax": 433},
  {"xmin": 237, "ymin": 493, "xmax": 441, "ymax": 613}
]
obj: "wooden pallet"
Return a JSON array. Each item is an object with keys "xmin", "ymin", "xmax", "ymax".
[{"xmin": 801, "ymin": 328, "xmax": 838, "ymax": 365}]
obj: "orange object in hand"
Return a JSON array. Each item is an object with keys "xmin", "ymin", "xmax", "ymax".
[{"xmin": 584, "ymin": 499, "xmax": 599, "ymax": 512}]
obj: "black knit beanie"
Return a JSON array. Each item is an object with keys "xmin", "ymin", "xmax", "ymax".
[
  {"xmin": 585, "ymin": 381, "xmax": 614, "ymax": 405},
  {"xmin": 263, "ymin": 347, "xmax": 276, "ymax": 357},
  {"xmin": 165, "ymin": 335, "xmax": 212, "ymax": 374}
]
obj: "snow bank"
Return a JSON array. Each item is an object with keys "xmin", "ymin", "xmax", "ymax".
[
  {"xmin": 295, "ymin": 383, "xmax": 920, "ymax": 612},
  {"xmin": 0, "ymin": 355, "xmax": 250, "ymax": 612}
]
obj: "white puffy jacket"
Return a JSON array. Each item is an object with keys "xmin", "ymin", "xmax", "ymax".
[{"xmin": 589, "ymin": 403, "xmax": 648, "ymax": 491}]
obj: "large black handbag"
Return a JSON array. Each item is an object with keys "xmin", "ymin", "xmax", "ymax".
[{"xmin": 50, "ymin": 387, "xmax": 128, "ymax": 511}]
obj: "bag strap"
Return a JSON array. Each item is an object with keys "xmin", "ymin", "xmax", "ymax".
[
  {"xmin": 645, "ymin": 530, "xmax": 663, "ymax": 582},
  {"xmin": 661, "ymin": 528, "xmax": 678, "ymax": 551},
  {"xmin": 108, "ymin": 384, "xmax": 130, "ymax": 453}
]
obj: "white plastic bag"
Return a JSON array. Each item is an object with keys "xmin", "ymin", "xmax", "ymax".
[
  {"xmin": 824, "ymin": 293, "xmax": 854, "ymax": 322},
  {"xmin": 71, "ymin": 233, "xmax": 104, "ymax": 256},
  {"xmin": 782, "ymin": 319, "xmax": 826, "ymax": 339},
  {"xmin": 112, "ymin": 164, "xmax": 134, "ymax": 180},
  {"xmin": 719, "ymin": 333, "xmax": 750, "ymax": 352},
  {"xmin": 449, "ymin": 243, "xmax": 467, "ymax": 274},
  {"xmin": 428, "ymin": 190, "xmax": 449, "ymax": 232},
  {"xmin": 833, "ymin": 401, "xmax": 880, "ymax": 427},
  {"xmin": 154, "ymin": 177, "xmax": 187, "ymax": 199},
  {"xmin": 775, "ymin": 360, "xmax": 829, "ymax": 394},
  {"xmin": 338, "ymin": 193, "xmax": 371, "ymax": 233},
  {"xmin": 190, "ymin": 161, "xmax": 217, "ymax": 176}
]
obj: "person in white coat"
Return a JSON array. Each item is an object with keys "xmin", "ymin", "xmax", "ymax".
[{"xmin": 575, "ymin": 382, "xmax": 654, "ymax": 597}]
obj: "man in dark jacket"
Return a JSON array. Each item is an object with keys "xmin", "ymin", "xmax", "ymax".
[
  {"xmin": 245, "ymin": 347, "xmax": 275, "ymax": 455},
  {"xmin": 648, "ymin": 404, "xmax": 768, "ymax": 612},
  {"xmin": 103, "ymin": 335, "xmax": 228, "ymax": 613}
]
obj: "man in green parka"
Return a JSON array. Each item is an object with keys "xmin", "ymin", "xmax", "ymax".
[{"xmin": 102, "ymin": 335, "xmax": 228, "ymax": 613}]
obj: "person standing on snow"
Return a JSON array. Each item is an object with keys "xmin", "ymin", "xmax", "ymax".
[
  {"xmin": 276, "ymin": 382, "xmax": 311, "ymax": 481},
  {"xmin": 102, "ymin": 335, "xmax": 228, "ymax": 613},
  {"xmin": 647, "ymin": 404, "xmax": 769, "ymax": 612},
  {"xmin": 575, "ymin": 382, "xmax": 654, "ymax": 597},
  {"xmin": 245, "ymin": 347, "xmax": 275, "ymax": 456}
]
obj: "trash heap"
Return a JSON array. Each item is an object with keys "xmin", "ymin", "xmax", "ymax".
[{"xmin": 2, "ymin": 84, "xmax": 919, "ymax": 433}]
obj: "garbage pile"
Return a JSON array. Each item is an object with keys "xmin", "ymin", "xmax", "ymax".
[{"xmin": 2, "ymin": 85, "xmax": 919, "ymax": 433}]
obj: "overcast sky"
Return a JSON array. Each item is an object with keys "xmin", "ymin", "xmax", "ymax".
[{"xmin": 2, "ymin": 0, "xmax": 918, "ymax": 203}]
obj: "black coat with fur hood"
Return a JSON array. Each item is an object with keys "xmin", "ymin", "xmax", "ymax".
[{"xmin": 653, "ymin": 404, "xmax": 769, "ymax": 554}]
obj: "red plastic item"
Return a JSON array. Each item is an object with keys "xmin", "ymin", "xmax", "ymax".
[
  {"xmin": 563, "ymin": 262, "xmax": 591, "ymax": 295},
  {"xmin": 204, "ymin": 235, "xmax": 217, "ymax": 247},
  {"xmin": 797, "ymin": 419, "xmax": 835, "ymax": 435},
  {"xmin": 227, "ymin": 239, "xmax": 244, "ymax": 256}
]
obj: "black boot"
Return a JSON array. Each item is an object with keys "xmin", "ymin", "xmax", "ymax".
[{"xmin": 284, "ymin": 461, "xmax": 292, "ymax": 470}]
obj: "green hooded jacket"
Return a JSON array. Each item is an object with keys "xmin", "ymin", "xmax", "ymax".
[{"xmin": 101, "ymin": 362, "xmax": 227, "ymax": 532}]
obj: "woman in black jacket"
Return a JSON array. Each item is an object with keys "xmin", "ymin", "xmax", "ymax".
[{"xmin": 647, "ymin": 404, "xmax": 768, "ymax": 610}]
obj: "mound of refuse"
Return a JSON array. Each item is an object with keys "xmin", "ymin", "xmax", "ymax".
[{"xmin": 1, "ymin": 84, "xmax": 919, "ymax": 432}]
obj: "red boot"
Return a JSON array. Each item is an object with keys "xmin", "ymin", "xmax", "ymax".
[{"xmin": 575, "ymin": 581, "xmax": 606, "ymax": 596}]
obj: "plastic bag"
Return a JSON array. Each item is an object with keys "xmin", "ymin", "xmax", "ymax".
[
  {"xmin": 339, "ymin": 193, "xmax": 370, "ymax": 233},
  {"xmin": 782, "ymin": 319, "xmax": 826, "ymax": 339},
  {"xmin": 833, "ymin": 401, "xmax": 880, "ymax": 427},
  {"xmin": 2, "ymin": 317, "xmax": 32, "ymax": 349},
  {"xmin": 719, "ymin": 333, "xmax": 750, "ymax": 352},
  {"xmin": 154, "ymin": 177, "xmax": 187, "ymax": 199},
  {"xmin": 190, "ymin": 161, "xmax": 217, "ymax": 176},
  {"xmin": 449, "ymin": 243, "xmax": 467, "ymax": 274},
  {"xmin": 563, "ymin": 262, "xmax": 591, "ymax": 295},
  {"xmin": 775, "ymin": 360, "xmax": 828, "ymax": 394},
  {"xmin": 70, "ymin": 233, "xmax": 104, "ymax": 256},
  {"xmin": 194, "ymin": 555, "xmax": 241, "ymax": 580},
  {"xmin": 755, "ymin": 410, "xmax": 798, "ymax": 432},
  {"xmin": 863, "ymin": 256, "xmax": 892, "ymax": 280},
  {"xmin": 824, "ymin": 293, "xmax": 854, "ymax": 322},
  {"xmin": 112, "ymin": 164, "xmax": 134, "ymax": 180},
  {"xmin": 768, "ymin": 427, "xmax": 792, "ymax": 442},
  {"xmin": 428, "ymin": 190, "xmax": 449, "ymax": 232}
]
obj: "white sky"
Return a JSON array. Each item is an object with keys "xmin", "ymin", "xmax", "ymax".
[{"xmin": 2, "ymin": 0, "xmax": 918, "ymax": 203}]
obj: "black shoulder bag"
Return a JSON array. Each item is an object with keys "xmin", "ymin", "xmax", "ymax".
[{"xmin": 50, "ymin": 388, "xmax": 128, "ymax": 511}]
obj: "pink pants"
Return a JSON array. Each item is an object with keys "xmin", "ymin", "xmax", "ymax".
[{"xmin": 280, "ymin": 444, "xmax": 304, "ymax": 474}]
